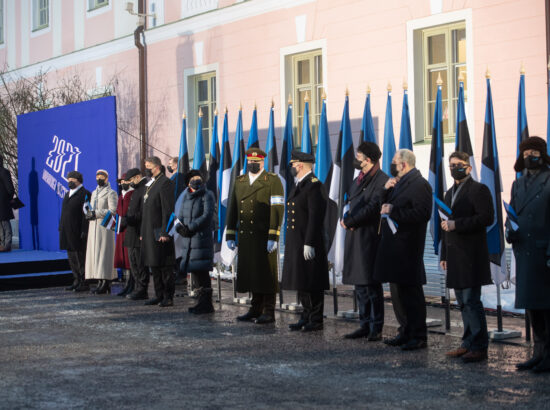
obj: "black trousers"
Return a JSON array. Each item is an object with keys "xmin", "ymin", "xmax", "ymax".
[
  {"xmin": 298, "ymin": 290, "xmax": 324, "ymax": 325},
  {"xmin": 251, "ymin": 293, "xmax": 276, "ymax": 317},
  {"xmin": 67, "ymin": 250, "xmax": 85, "ymax": 284},
  {"xmin": 389, "ymin": 283, "xmax": 427, "ymax": 341},
  {"xmin": 191, "ymin": 270, "xmax": 212, "ymax": 289},
  {"xmin": 528, "ymin": 309, "xmax": 550, "ymax": 359},
  {"xmin": 150, "ymin": 266, "xmax": 175, "ymax": 301},
  {"xmin": 356, "ymin": 283, "xmax": 384, "ymax": 333},
  {"xmin": 129, "ymin": 246, "xmax": 149, "ymax": 293}
]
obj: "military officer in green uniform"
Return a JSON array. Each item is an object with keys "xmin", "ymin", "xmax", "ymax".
[{"xmin": 226, "ymin": 148, "xmax": 285, "ymax": 324}]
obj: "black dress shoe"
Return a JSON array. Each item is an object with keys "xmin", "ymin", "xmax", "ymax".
[
  {"xmin": 73, "ymin": 283, "xmax": 90, "ymax": 292},
  {"xmin": 255, "ymin": 314, "xmax": 275, "ymax": 324},
  {"xmin": 236, "ymin": 311, "xmax": 261, "ymax": 322},
  {"xmin": 65, "ymin": 282, "xmax": 78, "ymax": 291},
  {"xmin": 516, "ymin": 356, "xmax": 543, "ymax": 371},
  {"xmin": 303, "ymin": 322, "xmax": 323, "ymax": 332},
  {"xmin": 344, "ymin": 327, "xmax": 370, "ymax": 339},
  {"xmin": 532, "ymin": 356, "xmax": 550, "ymax": 373},
  {"xmin": 400, "ymin": 339, "xmax": 427, "ymax": 351},
  {"xmin": 384, "ymin": 334, "xmax": 408, "ymax": 346},
  {"xmin": 158, "ymin": 298, "xmax": 174, "ymax": 307},
  {"xmin": 144, "ymin": 297, "xmax": 162, "ymax": 306},
  {"xmin": 289, "ymin": 320, "xmax": 307, "ymax": 331},
  {"xmin": 127, "ymin": 291, "xmax": 148, "ymax": 300},
  {"xmin": 367, "ymin": 332, "xmax": 383, "ymax": 342}
]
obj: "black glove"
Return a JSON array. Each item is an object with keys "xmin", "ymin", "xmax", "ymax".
[
  {"xmin": 505, "ymin": 227, "xmax": 519, "ymax": 244},
  {"xmin": 85, "ymin": 211, "xmax": 96, "ymax": 220},
  {"xmin": 176, "ymin": 223, "xmax": 192, "ymax": 237}
]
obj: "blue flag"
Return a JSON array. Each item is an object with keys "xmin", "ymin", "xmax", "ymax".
[
  {"xmin": 360, "ymin": 89, "xmax": 377, "ymax": 145},
  {"xmin": 517, "ymin": 71, "xmax": 529, "ymax": 177},
  {"xmin": 455, "ymin": 78, "xmax": 478, "ymax": 180},
  {"xmin": 315, "ymin": 98, "xmax": 333, "ymax": 188},
  {"xmin": 244, "ymin": 106, "xmax": 259, "ymax": 173},
  {"xmin": 480, "ymin": 76, "xmax": 507, "ymax": 284},
  {"xmin": 193, "ymin": 111, "xmax": 207, "ymax": 176},
  {"xmin": 176, "ymin": 113, "xmax": 190, "ymax": 200},
  {"xmin": 265, "ymin": 103, "xmax": 279, "ymax": 173},
  {"xmin": 433, "ymin": 195, "xmax": 452, "ymax": 217},
  {"xmin": 382, "ymin": 89, "xmax": 396, "ymax": 175},
  {"xmin": 207, "ymin": 110, "xmax": 220, "ymax": 203},
  {"xmin": 428, "ymin": 80, "xmax": 445, "ymax": 255},
  {"xmin": 301, "ymin": 98, "xmax": 312, "ymax": 154},
  {"xmin": 398, "ymin": 88, "xmax": 413, "ymax": 150},
  {"xmin": 548, "ymin": 66, "xmax": 550, "ymax": 155},
  {"xmin": 279, "ymin": 100, "xmax": 294, "ymax": 242},
  {"xmin": 219, "ymin": 109, "xmax": 233, "ymax": 262}
]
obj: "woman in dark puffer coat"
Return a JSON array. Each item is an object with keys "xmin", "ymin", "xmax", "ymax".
[{"xmin": 176, "ymin": 170, "xmax": 216, "ymax": 314}]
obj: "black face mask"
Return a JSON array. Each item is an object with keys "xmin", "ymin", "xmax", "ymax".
[
  {"xmin": 68, "ymin": 181, "xmax": 77, "ymax": 189},
  {"xmin": 390, "ymin": 163, "xmax": 399, "ymax": 177},
  {"xmin": 145, "ymin": 168, "xmax": 153, "ymax": 178},
  {"xmin": 122, "ymin": 183, "xmax": 130, "ymax": 191},
  {"xmin": 167, "ymin": 166, "xmax": 174, "ymax": 173},
  {"xmin": 189, "ymin": 180, "xmax": 203, "ymax": 190},
  {"xmin": 97, "ymin": 179, "xmax": 106, "ymax": 187},
  {"xmin": 524, "ymin": 155, "xmax": 542, "ymax": 170},
  {"xmin": 353, "ymin": 159, "xmax": 364, "ymax": 170},
  {"xmin": 290, "ymin": 166, "xmax": 298, "ymax": 178},
  {"xmin": 451, "ymin": 167, "xmax": 468, "ymax": 180},
  {"xmin": 248, "ymin": 162, "xmax": 261, "ymax": 174}
]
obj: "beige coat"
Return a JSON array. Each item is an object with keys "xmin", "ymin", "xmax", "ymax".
[{"xmin": 85, "ymin": 182, "xmax": 118, "ymax": 280}]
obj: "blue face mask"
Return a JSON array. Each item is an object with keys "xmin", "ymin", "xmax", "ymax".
[{"xmin": 525, "ymin": 155, "xmax": 541, "ymax": 170}]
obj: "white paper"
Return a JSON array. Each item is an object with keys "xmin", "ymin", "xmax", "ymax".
[{"xmin": 438, "ymin": 210, "xmax": 449, "ymax": 221}]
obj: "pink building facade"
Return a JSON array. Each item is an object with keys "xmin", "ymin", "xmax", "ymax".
[{"xmin": 1, "ymin": 0, "xmax": 548, "ymax": 202}]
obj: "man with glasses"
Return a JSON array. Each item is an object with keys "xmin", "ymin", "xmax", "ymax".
[{"xmin": 440, "ymin": 151, "xmax": 493, "ymax": 363}]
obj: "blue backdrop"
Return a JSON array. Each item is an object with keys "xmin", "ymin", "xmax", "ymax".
[{"xmin": 17, "ymin": 96, "xmax": 118, "ymax": 251}]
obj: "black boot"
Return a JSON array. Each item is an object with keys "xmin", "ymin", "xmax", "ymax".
[
  {"xmin": 90, "ymin": 280, "xmax": 104, "ymax": 294},
  {"xmin": 95, "ymin": 280, "xmax": 111, "ymax": 295},
  {"xmin": 65, "ymin": 277, "xmax": 79, "ymax": 291},
  {"xmin": 189, "ymin": 288, "xmax": 214, "ymax": 314},
  {"xmin": 517, "ymin": 342, "xmax": 544, "ymax": 371},
  {"xmin": 73, "ymin": 278, "xmax": 90, "ymax": 292},
  {"xmin": 117, "ymin": 276, "xmax": 134, "ymax": 297}
]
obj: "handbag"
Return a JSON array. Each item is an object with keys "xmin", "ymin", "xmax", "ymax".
[{"xmin": 10, "ymin": 196, "xmax": 24, "ymax": 210}]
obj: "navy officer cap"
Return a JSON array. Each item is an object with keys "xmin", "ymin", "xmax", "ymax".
[{"xmin": 290, "ymin": 150, "xmax": 315, "ymax": 163}]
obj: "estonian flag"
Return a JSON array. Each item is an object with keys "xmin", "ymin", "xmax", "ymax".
[
  {"xmin": 101, "ymin": 210, "xmax": 116, "ymax": 230},
  {"xmin": 243, "ymin": 105, "xmax": 260, "ymax": 173},
  {"xmin": 176, "ymin": 112, "xmax": 190, "ymax": 200},
  {"xmin": 360, "ymin": 87, "xmax": 377, "ymax": 145},
  {"xmin": 547, "ymin": 61, "xmax": 550, "ymax": 155},
  {"xmin": 265, "ymin": 102, "xmax": 279, "ymax": 174},
  {"xmin": 516, "ymin": 68, "xmax": 529, "ymax": 177},
  {"xmin": 382, "ymin": 86, "xmax": 396, "ymax": 175},
  {"xmin": 428, "ymin": 76, "xmax": 446, "ymax": 255},
  {"xmin": 193, "ymin": 109, "xmax": 207, "ymax": 176},
  {"xmin": 399, "ymin": 86, "xmax": 413, "ymax": 150},
  {"xmin": 207, "ymin": 109, "xmax": 220, "ymax": 204},
  {"xmin": 82, "ymin": 194, "xmax": 92, "ymax": 215},
  {"xmin": 328, "ymin": 93, "xmax": 355, "ymax": 275},
  {"xmin": 218, "ymin": 109, "xmax": 232, "ymax": 243},
  {"xmin": 301, "ymin": 95, "xmax": 313, "ymax": 154},
  {"xmin": 279, "ymin": 98, "xmax": 294, "ymax": 243},
  {"xmin": 480, "ymin": 74, "xmax": 507, "ymax": 285},
  {"xmin": 434, "ymin": 195, "xmax": 452, "ymax": 221},
  {"xmin": 166, "ymin": 212, "xmax": 181, "ymax": 237},
  {"xmin": 455, "ymin": 75, "xmax": 478, "ymax": 180}
]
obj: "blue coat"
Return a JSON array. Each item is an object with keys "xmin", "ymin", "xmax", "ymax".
[{"xmin": 177, "ymin": 186, "xmax": 215, "ymax": 273}]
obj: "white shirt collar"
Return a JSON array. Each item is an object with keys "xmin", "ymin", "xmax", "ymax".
[
  {"xmin": 296, "ymin": 171, "xmax": 312, "ymax": 184},
  {"xmin": 69, "ymin": 184, "xmax": 83, "ymax": 197},
  {"xmin": 248, "ymin": 171, "xmax": 263, "ymax": 185}
]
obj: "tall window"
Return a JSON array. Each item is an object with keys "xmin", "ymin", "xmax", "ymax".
[
  {"xmin": 0, "ymin": 1, "xmax": 4, "ymax": 44},
  {"xmin": 88, "ymin": 0, "xmax": 109, "ymax": 11},
  {"xmin": 32, "ymin": 0, "xmax": 49, "ymax": 31},
  {"xmin": 422, "ymin": 23, "xmax": 466, "ymax": 140},
  {"xmin": 149, "ymin": 0, "xmax": 164, "ymax": 28},
  {"xmin": 193, "ymin": 72, "xmax": 217, "ymax": 155},
  {"xmin": 292, "ymin": 50, "xmax": 323, "ymax": 148}
]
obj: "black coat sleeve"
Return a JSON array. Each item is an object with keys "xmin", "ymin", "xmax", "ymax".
[
  {"xmin": 159, "ymin": 179, "xmax": 175, "ymax": 237},
  {"xmin": 188, "ymin": 190, "xmax": 215, "ymax": 233},
  {"xmin": 454, "ymin": 184, "xmax": 494, "ymax": 233},
  {"xmin": 390, "ymin": 181, "xmax": 432, "ymax": 225},
  {"xmin": 344, "ymin": 178, "xmax": 385, "ymax": 229},
  {"xmin": 304, "ymin": 182, "xmax": 326, "ymax": 247}
]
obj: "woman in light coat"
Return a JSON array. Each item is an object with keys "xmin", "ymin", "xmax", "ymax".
[{"xmin": 85, "ymin": 169, "xmax": 118, "ymax": 294}]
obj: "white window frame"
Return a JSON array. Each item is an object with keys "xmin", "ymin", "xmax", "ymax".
[
  {"xmin": 30, "ymin": 0, "xmax": 50, "ymax": 36},
  {"xmin": 148, "ymin": 0, "xmax": 164, "ymax": 28},
  {"xmin": 86, "ymin": 0, "xmax": 111, "ymax": 18},
  {"xmin": 181, "ymin": 0, "xmax": 218, "ymax": 19},
  {"xmin": 0, "ymin": 0, "xmax": 5, "ymax": 46}
]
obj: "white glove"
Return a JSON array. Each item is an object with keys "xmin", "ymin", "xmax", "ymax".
[
  {"xmin": 267, "ymin": 240, "xmax": 277, "ymax": 253},
  {"xmin": 304, "ymin": 245, "xmax": 315, "ymax": 260},
  {"xmin": 227, "ymin": 240, "xmax": 236, "ymax": 250}
]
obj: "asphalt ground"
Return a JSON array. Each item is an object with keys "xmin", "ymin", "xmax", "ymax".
[{"xmin": 0, "ymin": 283, "xmax": 548, "ymax": 410}]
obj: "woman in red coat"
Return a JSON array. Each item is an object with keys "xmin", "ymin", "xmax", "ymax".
[{"xmin": 114, "ymin": 175, "xmax": 134, "ymax": 296}]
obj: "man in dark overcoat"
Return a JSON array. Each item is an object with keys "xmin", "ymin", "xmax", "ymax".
[
  {"xmin": 341, "ymin": 142, "xmax": 388, "ymax": 340},
  {"xmin": 59, "ymin": 171, "xmax": 91, "ymax": 291},
  {"xmin": 226, "ymin": 148, "xmax": 284, "ymax": 324},
  {"xmin": 123, "ymin": 168, "xmax": 150, "ymax": 300},
  {"xmin": 0, "ymin": 156, "xmax": 15, "ymax": 252},
  {"xmin": 506, "ymin": 136, "xmax": 550, "ymax": 373},
  {"xmin": 373, "ymin": 149, "xmax": 432, "ymax": 351},
  {"xmin": 440, "ymin": 151, "xmax": 493, "ymax": 363},
  {"xmin": 140, "ymin": 157, "xmax": 176, "ymax": 307},
  {"xmin": 282, "ymin": 151, "xmax": 329, "ymax": 332}
]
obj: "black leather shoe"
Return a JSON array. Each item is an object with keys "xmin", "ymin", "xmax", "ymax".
[
  {"xmin": 127, "ymin": 291, "xmax": 148, "ymax": 300},
  {"xmin": 289, "ymin": 320, "xmax": 307, "ymax": 331},
  {"xmin": 344, "ymin": 327, "xmax": 370, "ymax": 339},
  {"xmin": 303, "ymin": 322, "xmax": 323, "ymax": 332},
  {"xmin": 144, "ymin": 298, "xmax": 162, "ymax": 306},
  {"xmin": 532, "ymin": 356, "xmax": 550, "ymax": 373},
  {"xmin": 255, "ymin": 314, "xmax": 275, "ymax": 324},
  {"xmin": 158, "ymin": 298, "xmax": 174, "ymax": 307},
  {"xmin": 73, "ymin": 283, "xmax": 90, "ymax": 292},
  {"xmin": 236, "ymin": 311, "xmax": 261, "ymax": 322},
  {"xmin": 65, "ymin": 281, "xmax": 78, "ymax": 291},
  {"xmin": 516, "ymin": 356, "xmax": 543, "ymax": 371},
  {"xmin": 400, "ymin": 339, "xmax": 427, "ymax": 351},
  {"xmin": 384, "ymin": 334, "xmax": 408, "ymax": 346},
  {"xmin": 367, "ymin": 332, "xmax": 383, "ymax": 342}
]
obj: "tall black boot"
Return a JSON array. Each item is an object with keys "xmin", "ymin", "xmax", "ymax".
[
  {"xmin": 74, "ymin": 276, "xmax": 90, "ymax": 292},
  {"xmin": 96, "ymin": 280, "xmax": 112, "ymax": 295},
  {"xmin": 91, "ymin": 280, "xmax": 104, "ymax": 294},
  {"xmin": 189, "ymin": 288, "xmax": 214, "ymax": 314},
  {"xmin": 117, "ymin": 275, "xmax": 134, "ymax": 297}
]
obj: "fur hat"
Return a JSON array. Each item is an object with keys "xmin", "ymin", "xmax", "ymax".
[
  {"xmin": 513, "ymin": 136, "xmax": 550, "ymax": 172},
  {"xmin": 357, "ymin": 141, "xmax": 382, "ymax": 162}
]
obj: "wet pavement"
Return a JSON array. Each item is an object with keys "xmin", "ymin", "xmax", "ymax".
[{"xmin": 0, "ymin": 284, "xmax": 549, "ymax": 409}]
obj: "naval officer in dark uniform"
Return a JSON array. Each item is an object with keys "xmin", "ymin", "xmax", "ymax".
[
  {"xmin": 226, "ymin": 148, "xmax": 285, "ymax": 324},
  {"xmin": 282, "ymin": 151, "xmax": 329, "ymax": 332}
]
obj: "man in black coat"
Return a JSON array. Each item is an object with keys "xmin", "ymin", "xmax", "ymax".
[
  {"xmin": 374, "ymin": 149, "xmax": 432, "ymax": 351},
  {"xmin": 140, "ymin": 157, "xmax": 176, "ymax": 307},
  {"xmin": 440, "ymin": 151, "xmax": 493, "ymax": 363},
  {"xmin": 341, "ymin": 142, "xmax": 388, "ymax": 341},
  {"xmin": 506, "ymin": 136, "xmax": 550, "ymax": 373},
  {"xmin": 123, "ymin": 168, "xmax": 150, "ymax": 300},
  {"xmin": 282, "ymin": 151, "xmax": 329, "ymax": 332},
  {"xmin": 0, "ymin": 156, "xmax": 15, "ymax": 252},
  {"xmin": 59, "ymin": 171, "xmax": 91, "ymax": 291}
]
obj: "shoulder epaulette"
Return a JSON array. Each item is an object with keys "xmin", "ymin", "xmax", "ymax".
[{"xmin": 310, "ymin": 177, "xmax": 319, "ymax": 183}]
